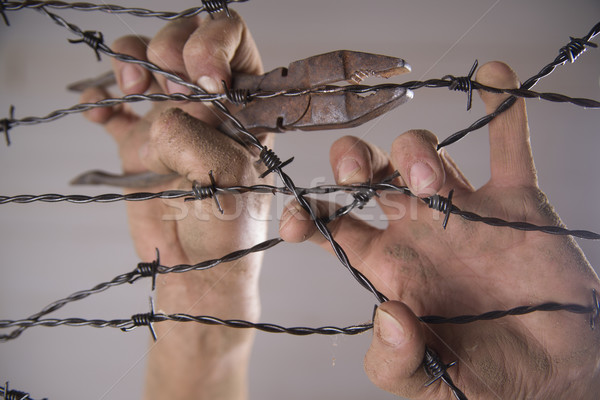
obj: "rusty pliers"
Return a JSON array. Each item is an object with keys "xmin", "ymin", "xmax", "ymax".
[{"xmin": 69, "ymin": 50, "xmax": 412, "ymax": 187}]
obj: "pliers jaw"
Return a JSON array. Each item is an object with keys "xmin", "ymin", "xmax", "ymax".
[{"xmin": 230, "ymin": 50, "xmax": 413, "ymax": 133}]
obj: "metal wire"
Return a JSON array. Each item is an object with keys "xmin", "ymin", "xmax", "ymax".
[
  {"xmin": 2, "ymin": 0, "xmax": 247, "ymax": 20},
  {"xmin": 438, "ymin": 21, "xmax": 600, "ymax": 149},
  {"xmin": 2, "ymin": 181, "xmax": 597, "ymax": 240},
  {"xmin": 2, "ymin": 80, "xmax": 598, "ymax": 138}
]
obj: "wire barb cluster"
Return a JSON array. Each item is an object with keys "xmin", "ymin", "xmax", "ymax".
[
  {"xmin": 0, "ymin": 0, "xmax": 9, "ymax": 26},
  {"xmin": 1, "ymin": 105, "xmax": 14, "ymax": 146},
  {"xmin": 186, "ymin": 170, "xmax": 224, "ymax": 214},
  {"xmin": 443, "ymin": 60, "xmax": 478, "ymax": 110},
  {"xmin": 202, "ymin": 0, "xmax": 231, "ymax": 18},
  {"xmin": 68, "ymin": 30, "xmax": 104, "ymax": 61},
  {"xmin": 423, "ymin": 348, "xmax": 468, "ymax": 400},
  {"xmin": 1, "ymin": 381, "xmax": 46, "ymax": 400}
]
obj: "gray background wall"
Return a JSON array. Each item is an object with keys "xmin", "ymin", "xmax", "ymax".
[{"xmin": 0, "ymin": 1, "xmax": 599, "ymax": 399}]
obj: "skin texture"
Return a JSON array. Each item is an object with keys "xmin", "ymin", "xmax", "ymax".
[
  {"xmin": 82, "ymin": 11, "xmax": 600, "ymax": 400},
  {"xmin": 279, "ymin": 61, "xmax": 600, "ymax": 399},
  {"xmin": 81, "ymin": 11, "xmax": 271, "ymax": 400}
]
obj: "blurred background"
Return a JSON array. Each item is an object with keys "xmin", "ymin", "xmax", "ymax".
[{"xmin": 0, "ymin": 1, "xmax": 599, "ymax": 399}]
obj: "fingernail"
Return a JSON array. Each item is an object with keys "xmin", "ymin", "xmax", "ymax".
[
  {"xmin": 409, "ymin": 162, "xmax": 436, "ymax": 194},
  {"xmin": 377, "ymin": 309, "xmax": 406, "ymax": 347},
  {"xmin": 121, "ymin": 64, "xmax": 144, "ymax": 90},
  {"xmin": 337, "ymin": 158, "xmax": 361, "ymax": 183},
  {"xmin": 166, "ymin": 80, "xmax": 191, "ymax": 95},
  {"xmin": 198, "ymin": 76, "xmax": 221, "ymax": 93}
]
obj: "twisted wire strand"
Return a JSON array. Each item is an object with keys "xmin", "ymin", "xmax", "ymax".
[
  {"xmin": 3, "ymin": 0, "xmax": 247, "ymax": 19},
  {"xmin": 1, "ymin": 182, "xmax": 598, "ymax": 240},
  {"xmin": 0, "ymin": 314, "xmax": 374, "ymax": 336},
  {"xmin": 438, "ymin": 20, "xmax": 600, "ymax": 149},
  {"xmin": 1, "ymin": 299, "xmax": 595, "ymax": 336},
  {"xmin": 3, "ymin": 81, "xmax": 598, "ymax": 136},
  {"xmin": 420, "ymin": 302, "xmax": 594, "ymax": 325}
]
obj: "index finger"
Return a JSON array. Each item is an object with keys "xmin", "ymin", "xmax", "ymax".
[
  {"xmin": 183, "ymin": 10, "xmax": 263, "ymax": 93},
  {"xmin": 476, "ymin": 61, "xmax": 537, "ymax": 188}
]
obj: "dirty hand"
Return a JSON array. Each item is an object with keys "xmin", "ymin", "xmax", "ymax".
[
  {"xmin": 81, "ymin": 11, "xmax": 270, "ymax": 400},
  {"xmin": 279, "ymin": 61, "xmax": 600, "ymax": 399}
]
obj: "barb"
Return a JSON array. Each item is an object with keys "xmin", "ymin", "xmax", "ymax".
[
  {"xmin": 1, "ymin": 381, "xmax": 46, "ymax": 400},
  {"xmin": 68, "ymin": 30, "xmax": 104, "ymax": 60},
  {"xmin": 423, "ymin": 347, "xmax": 468, "ymax": 400},
  {"xmin": 2, "ymin": 0, "xmax": 247, "ymax": 19},
  {"xmin": 2, "ymin": 181, "xmax": 598, "ymax": 240},
  {"xmin": 1, "ymin": 105, "xmax": 14, "ymax": 146},
  {"xmin": 185, "ymin": 170, "xmax": 224, "ymax": 214},
  {"xmin": 438, "ymin": 20, "xmax": 600, "ymax": 149},
  {"xmin": 443, "ymin": 60, "xmax": 478, "ymax": 110},
  {"xmin": 0, "ymin": 0, "xmax": 9, "ymax": 26},
  {"xmin": 202, "ymin": 0, "xmax": 231, "ymax": 18},
  {"xmin": 121, "ymin": 297, "xmax": 157, "ymax": 341}
]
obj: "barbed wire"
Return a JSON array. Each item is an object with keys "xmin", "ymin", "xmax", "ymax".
[
  {"xmin": 0, "ymin": 0, "xmax": 247, "ymax": 24},
  {"xmin": 0, "ymin": 237, "xmax": 283, "ymax": 342},
  {"xmin": 1, "ymin": 179, "xmax": 599, "ymax": 239},
  {"xmin": 1, "ymin": 80, "xmax": 598, "ymax": 136},
  {"xmin": 2, "ymin": 291, "xmax": 597, "ymax": 338},
  {"xmin": 2, "ymin": 4, "xmax": 599, "ymax": 399},
  {"xmin": 437, "ymin": 21, "xmax": 600, "ymax": 149}
]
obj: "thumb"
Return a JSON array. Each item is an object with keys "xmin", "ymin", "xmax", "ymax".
[{"xmin": 365, "ymin": 301, "xmax": 436, "ymax": 398}]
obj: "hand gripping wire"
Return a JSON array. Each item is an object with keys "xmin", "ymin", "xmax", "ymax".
[
  {"xmin": 423, "ymin": 347, "xmax": 468, "ymax": 400},
  {"xmin": 443, "ymin": 60, "xmax": 478, "ymax": 111}
]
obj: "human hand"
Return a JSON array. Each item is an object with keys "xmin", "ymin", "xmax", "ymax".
[
  {"xmin": 279, "ymin": 61, "xmax": 600, "ymax": 399},
  {"xmin": 80, "ymin": 11, "xmax": 270, "ymax": 400}
]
